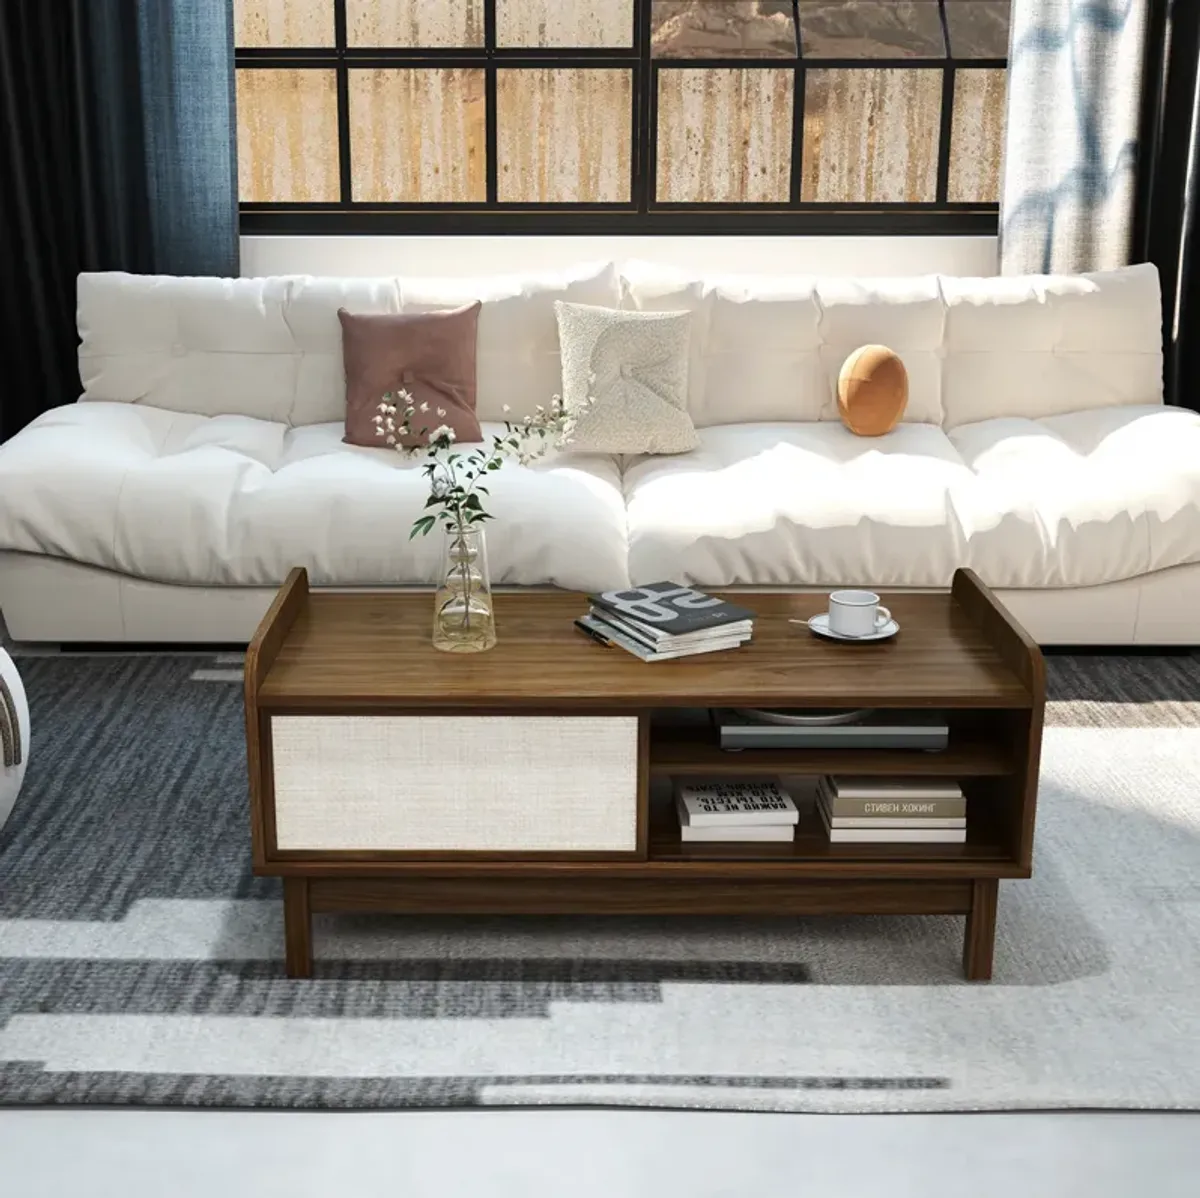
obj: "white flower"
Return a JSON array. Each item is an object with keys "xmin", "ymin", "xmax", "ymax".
[
  {"xmin": 502, "ymin": 404, "xmax": 511, "ymax": 413},
  {"xmin": 377, "ymin": 401, "xmax": 389, "ymax": 413},
  {"xmin": 436, "ymin": 407, "xmax": 446, "ymax": 418},
  {"xmin": 429, "ymin": 424, "xmax": 456, "ymax": 443},
  {"xmin": 385, "ymin": 434, "xmax": 396, "ymax": 446},
  {"xmin": 430, "ymin": 477, "xmax": 450, "ymax": 499},
  {"xmin": 372, "ymin": 414, "xmax": 383, "ymax": 425},
  {"xmin": 374, "ymin": 425, "xmax": 385, "ymax": 437},
  {"xmin": 419, "ymin": 401, "xmax": 430, "ymax": 413}
]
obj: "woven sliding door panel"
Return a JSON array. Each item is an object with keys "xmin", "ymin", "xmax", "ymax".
[{"xmin": 270, "ymin": 715, "xmax": 639, "ymax": 852}]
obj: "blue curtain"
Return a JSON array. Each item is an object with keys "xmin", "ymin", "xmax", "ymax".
[
  {"xmin": 137, "ymin": 0, "xmax": 238, "ymax": 277},
  {"xmin": 999, "ymin": 0, "xmax": 1153, "ymax": 275},
  {"xmin": 0, "ymin": 0, "xmax": 236, "ymax": 440}
]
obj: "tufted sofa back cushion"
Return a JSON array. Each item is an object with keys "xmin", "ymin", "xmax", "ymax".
[
  {"xmin": 619, "ymin": 260, "xmax": 1163, "ymax": 428},
  {"xmin": 76, "ymin": 263, "xmax": 619, "ymax": 426},
  {"xmin": 938, "ymin": 265, "xmax": 1162, "ymax": 426},
  {"xmin": 77, "ymin": 260, "xmax": 1162, "ymax": 432}
]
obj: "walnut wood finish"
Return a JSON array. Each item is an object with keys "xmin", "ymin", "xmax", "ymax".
[
  {"xmin": 245, "ymin": 568, "xmax": 307, "ymax": 866},
  {"xmin": 247, "ymin": 568, "xmax": 1044, "ymax": 980},
  {"xmin": 963, "ymin": 878, "xmax": 1000, "ymax": 982},
  {"xmin": 650, "ymin": 731, "xmax": 1013, "ymax": 778},
  {"xmin": 283, "ymin": 876, "xmax": 313, "ymax": 978},
  {"xmin": 308, "ymin": 877, "xmax": 974, "ymax": 918},
  {"xmin": 951, "ymin": 570, "xmax": 1047, "ymax": 872},
  {"xmin": 257, "ymin": 584, "xmax": 1032, "ymax": 710}
]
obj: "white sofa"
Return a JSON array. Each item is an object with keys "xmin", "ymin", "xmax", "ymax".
[{"xmin": 1, "ymin": 259, "xmax": 1198, "ymax": 645}]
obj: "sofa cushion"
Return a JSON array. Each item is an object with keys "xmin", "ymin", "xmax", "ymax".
[
  {"xmin": 555, "ymin": 301, "xmax": 698, "ymax": 454},
  {"xmin": 949, "ymin": 405, "xmax": 1200, "ymax": 587},
  {"xmin": 940, "ymin": 263, "xmax": 1162, "ymax": 427},
  {"xmin": 339, "ymin": 303, "xmax": 483, "ymax": 448},
  {"xmin": 623, "ymin": 422, "xmax": 974, "ymax": 588},
  {"xmin": 619, "ymin": 263, "xmax": 944, "ymax": 426},
  {"xmin": 76, "ymin": 262, "xmax": 620, "ymax": 429},
  {"xmin": 815, "ymin": 277, "xmax": 944, "ymax": 426},
  {"xmin": 0, "ymin": 403, "xmax": 630, "ymax": 591}
]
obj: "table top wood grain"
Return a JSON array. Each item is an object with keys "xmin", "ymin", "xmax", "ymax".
[{"xmin": 250, "ymin": 570, "xmax": 1034, "ymax": 710}]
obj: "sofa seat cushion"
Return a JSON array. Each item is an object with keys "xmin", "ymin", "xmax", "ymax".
[
  {"xmin": 623, "ymin": 408, "xmax": 1200, "ymax": 592},
  {"xmin": 623, "ymin": 422, "xmax": 976, "ymax": 587},
  {"xmin": 949, "ymin": 405, "xmax": 1200, "ymax": 588},
  {"xmin": 0, "ymin": 403, "xmax": 629, "ymax": 590}
]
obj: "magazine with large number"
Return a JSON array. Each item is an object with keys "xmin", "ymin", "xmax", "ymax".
[
  {"xmin": 589, "ymin": 582, "xmax": 755, "ymax": 638},
  {"xmin": 575, "ymin": 615, "xmax": 748, "ymax": 662}
]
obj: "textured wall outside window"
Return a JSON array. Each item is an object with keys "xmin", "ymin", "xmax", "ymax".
[{"xmin": 233, "ymin": 0, "xmax": 1010, "ymax": 228}]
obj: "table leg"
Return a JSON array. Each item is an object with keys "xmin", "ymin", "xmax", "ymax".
[
  {"xmin": 284, "ymin": 877, "xmax": 313, "ymax": 978},
  {"xmin": 962, "ymin": 878, "xmax": 998, "ymax": 981}
]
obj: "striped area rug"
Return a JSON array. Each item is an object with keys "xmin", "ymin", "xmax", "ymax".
[{"xmin": 0, "ymin": 650, "xmax": 1198, "ymax": 1111}]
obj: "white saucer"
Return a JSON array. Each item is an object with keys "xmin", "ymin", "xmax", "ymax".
[{"xmin": 807, "ymin": 612, "xmax": 900, "ymax": 643}]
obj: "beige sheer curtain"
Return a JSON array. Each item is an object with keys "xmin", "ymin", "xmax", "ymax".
[{"xmin": 999, "ymin": 0, "xmax": 1153, "ymax": 274}]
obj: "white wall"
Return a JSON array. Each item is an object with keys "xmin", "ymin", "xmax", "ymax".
[{"xmin": 240, "ymin": 235, "xmax": 999, "ymax": 279}]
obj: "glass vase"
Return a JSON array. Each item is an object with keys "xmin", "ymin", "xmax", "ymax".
[{"xmin": 432, "ymin": 525, "xmax": 497, "ymax": 653}]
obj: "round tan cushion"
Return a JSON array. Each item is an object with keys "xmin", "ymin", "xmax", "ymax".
[{"xmin": 837, "ymin": 345, "xmax": 908, "ymax": 436}]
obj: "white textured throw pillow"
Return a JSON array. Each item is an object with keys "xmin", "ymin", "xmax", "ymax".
[{"xmin": 554, "ymin": 301, "xmax": 698, "ymax": 455}]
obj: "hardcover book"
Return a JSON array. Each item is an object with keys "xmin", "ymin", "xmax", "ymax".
[
  {"xmin": 817, "ymin": 793, "xmax": 965, "ymax": 829},
  {"xmin": 589, "ymin": 582, "xmax": 755, "ymax": 637},
  {"xmin": 679, "ymin": 821, "xmax": 795, "ymax": 843},
  {"xmin": 818, "ymin": 806, "xmax": 967, "ymax": 844},
  {"xmin": 818, "ymin": 778, "xmax": 967, "ymax": 820},
  {"xmin": 825, "ymin": 776, "xmax": 964, "ymax": 802},
  {"xmin": 675, "ymin": 780, "xmax": 798, "ymax": 827}
]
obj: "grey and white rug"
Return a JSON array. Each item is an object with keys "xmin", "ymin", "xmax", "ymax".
[{"xmin": 0, "ymin": 650, "xmax": 1198, "ymax": 1111}]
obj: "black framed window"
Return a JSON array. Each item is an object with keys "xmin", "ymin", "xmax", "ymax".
[{"xmin": 235, "ymin": 0, "xmax": 1010, "ymax": 234}]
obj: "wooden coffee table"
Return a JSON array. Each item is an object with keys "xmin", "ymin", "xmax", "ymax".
[{"xmin": 245, "ymin": 568, "xmax": 1043, "ymax": 981}]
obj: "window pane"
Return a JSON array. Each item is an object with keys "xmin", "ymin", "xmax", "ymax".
[
  {"xmin": 651, "ymin": 1, "xmax": 797, "ymax": 58},
  {"xmin": 496, "ymin": 69, "xmax": 633, "ymax": 202},
  {"xmin": 944, "ymin": 0, "xmax": 1011, "ymax": 59},
  {"xmin": 798, "ymin": 1, "xmax": 945, "ymax": 59},
  {"xmin": 234, "ymin": 0, "xmax": 334, "ymax": 47},
  {"xmin": 236, "ymin": 70, "xmax": 340, "ymax": 202},
  {"xmin": 496, "ymin": 0, "xmax": 634, "ymax": 48},
  {"xmin": 656, "ymin": 68, "xmax": 794, "ymax": 203},
  {"xmin": 349, "ymin": 69, "xmax": 486, "ymax": 203},
  {"xmin": 346, "ymin": 0, "xmax": 484, "ymax": 48},
  {"xmin": 801, "ymin": 68, "xmax": 942, "ymax": 202},
  {"xmin": 949, "ymin": 68, "xmax": 1007, "ymax": 202}
]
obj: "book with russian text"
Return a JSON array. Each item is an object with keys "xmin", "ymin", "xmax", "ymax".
[
  {"xmin": 675, "ymin": 780, "xmax": 798, "ymax": 827},
  {"xmin": 818, "ymin": 777, "xmax": 967, "ymax": 820},
  {"xmin": 817, "ymin": 788, "xmax": 965, "ymax": 829},
  {"xmin": 818, "ymin": 805, "xmax": 967, "ymax": 844},
  {"xmin": 589, "ymin": 582, "xmax": 755, "ymax": 638},
  {"xmin": 825, "ymin": 777, "xmax": 964, "ymax": 802}
]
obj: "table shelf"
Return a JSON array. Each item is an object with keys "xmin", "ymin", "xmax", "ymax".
[{"xmin": 649, "ymin": 729, "xmax": 1013, "ymax": 778}]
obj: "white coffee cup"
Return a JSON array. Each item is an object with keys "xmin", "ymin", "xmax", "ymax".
[{"xmin": 827, "ymin": 589, "xmax": 892, "ymax": 638}]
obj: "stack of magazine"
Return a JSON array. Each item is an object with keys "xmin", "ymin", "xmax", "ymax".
[
  {"xmin": 675, "ymin": 780, "xmax": 799, "ymax": 842},
  {"xmin": 817, "ymin": 776, "xmax": 966, "ymax": 843},
  {"xmin": 575, "ymin": 581, "xmax": 755, "ymax": 662}
]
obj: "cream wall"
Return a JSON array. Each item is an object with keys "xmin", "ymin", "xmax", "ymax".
[{"xmin": 239, "ymin": 235, "xmax": 999, "ymax": 279}]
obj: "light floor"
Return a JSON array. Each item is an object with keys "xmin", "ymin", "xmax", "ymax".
[{"xmin": 1, "ymin": 1110, "xmax": 1197, "ymax": 1197}]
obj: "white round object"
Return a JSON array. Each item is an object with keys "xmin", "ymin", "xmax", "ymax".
[
  {"xmin": 807, "ymin": 613, "xmax": 900, "ymax": 643},
  {"xmin": 0, "ymin": 648, "xmax": 30, "ymax": 832}
]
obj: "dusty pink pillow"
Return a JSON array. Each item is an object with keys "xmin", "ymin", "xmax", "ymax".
[{"xmin": 339, "ymin": 302, "xmax": 483, "ymax": 448}]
